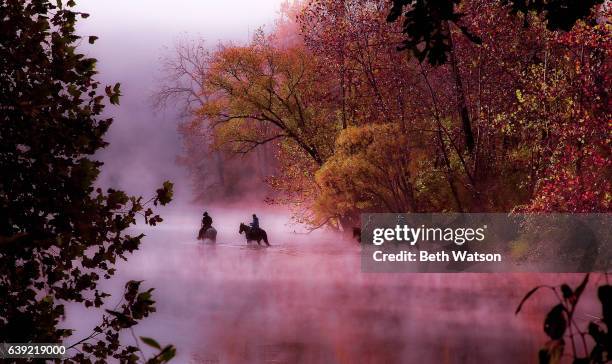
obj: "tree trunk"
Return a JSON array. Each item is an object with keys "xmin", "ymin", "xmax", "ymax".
[{"xmin": 447, "ymin": 22, "xmax": 475, "ymax": 154}]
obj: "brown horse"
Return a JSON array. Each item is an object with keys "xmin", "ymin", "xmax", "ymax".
[{"xmin": 239, "ymin": 223, "xmax": 270, "ymax": 246}]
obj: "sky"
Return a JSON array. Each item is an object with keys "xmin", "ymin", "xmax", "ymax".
[{"xmin": 74, "ymin": 0, "xmax": 287, "ymax": 204}]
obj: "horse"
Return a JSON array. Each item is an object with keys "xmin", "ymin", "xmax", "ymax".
[
  {"xmin": 197, "ymin": 226, "xmax": 217, "ymax": 243},
  {"xmin": 239, "ymin": 223, "xmax": 270, "ymax": 246}
]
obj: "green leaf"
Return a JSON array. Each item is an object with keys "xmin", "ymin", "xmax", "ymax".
[
  {"xmin": 154, "ymin": 181, "xmax": 174, "ymax": 206},
  {"xmin": 140, "ymin": 336, "xmax": 161, "ymax": 350},
  {"xmin": 159, "ymin": 346, "xmax": 176, "ymax": 362}
]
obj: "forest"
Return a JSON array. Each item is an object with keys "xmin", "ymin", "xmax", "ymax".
[
  {"xmin": 0, "ymin": 0, "xmax": 610, "ymax": 363},
  {"xmin": 159, "ymin": 0, "xmax": 610, "ymax": 230}
]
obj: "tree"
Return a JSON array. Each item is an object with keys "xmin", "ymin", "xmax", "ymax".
[
  {"xmin": 513, "ymin": 10, "xmax": 611, "ymax": 212},
  {"xmin": 314, "ymin": 123, "xmax": 445, "ymax": 223},
  {"xmin": 175, "ymin": 32, "xmax": 341, "ymax": 216},
  {"xmin": 157, "ymin": 38, "xmax": 275, "ymax": 203},
  {"xmin": 0, "ymin": 1, "xmax": 175, "ymax": 362},
  {"xmin": 165, "ymin": 0, "xmax": 609, "ymax": 230},
  {"xmin": 387, "ymin": 0, "xmax": 604, "ymax": 66}
]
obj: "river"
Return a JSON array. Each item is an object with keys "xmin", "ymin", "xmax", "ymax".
[{"xmin": 63, "ymin": 207, "xmax": 598, "ymax": 363}]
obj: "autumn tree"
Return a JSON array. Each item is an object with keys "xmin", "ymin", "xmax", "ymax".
[
  {"xmin": 299, "ymin": 0, "xmax": 610, "ymax": 221},
  {"xmin": 0, "ymin": 1, "xmax": 175, "ymax": 361},
  {"xmin": 299, "ymin": 0, "xmax": 479, "ymax": 215},
  {"xmin": 165, "ymin": 0, "xmax": 609, "ymax": 229},
  {"xmin": 384, "ymin": 0, "xmax": 610, "ymax": 213},
  {"xmin": 169, "ymin": 30, "xmax": 342, "ymax": 218},
  {"xmin": 315, "ymin": 123, "xmax": 457, "ymax": 223},
  {"xmin": 512, "ymin": 9, "xmax": 611, "ymax": 212}
]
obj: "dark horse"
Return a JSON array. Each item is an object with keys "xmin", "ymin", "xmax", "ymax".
[
  {"xmin": 239, "ymin": 223, "xmax": 270, "ymax": 246},
  {"xmin": 197, "ymin": 226, "xmax": 217, "ymax": 242}
]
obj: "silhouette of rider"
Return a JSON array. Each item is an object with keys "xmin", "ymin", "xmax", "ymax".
[
  {"xmin": 201, "ymin": 211, "xmax": 213, "ymax": 231},
  {"xmin": 250, "ymin": 214, "xmax": 260, "ymax": 231}
]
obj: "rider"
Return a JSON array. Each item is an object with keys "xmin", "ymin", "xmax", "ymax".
[
  {"xmin": 201, "ymin": 211, "xmax": 213, "ymax": 231},
  {"xmin": 250, "ymin": 214, "xmax": 259, "ymax": 231}
]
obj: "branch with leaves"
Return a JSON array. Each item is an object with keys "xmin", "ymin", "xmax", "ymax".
[{"xmin": 516, "ymin": 273, "xmax": 612, "ymax": 363}]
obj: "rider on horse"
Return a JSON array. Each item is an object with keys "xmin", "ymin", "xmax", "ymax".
[
  {"xmin": 198, "ymin": 211, "xmax": 217, "ymax": 242},
  {"xmin": 202, "ymin": 211, "xmax": 213, "ymax": 231},
  {"xmin": 239, "ymin": 214, "xmax": 270, "ymax": 246},
  {"xmin": 250, "ymin": 214, "xmax": 259, "ymax": 231}
]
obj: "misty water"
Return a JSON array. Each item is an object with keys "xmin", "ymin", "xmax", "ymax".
[{"xmin": 62, "ymin": 206, "xmax": 599, "ymax": 364}]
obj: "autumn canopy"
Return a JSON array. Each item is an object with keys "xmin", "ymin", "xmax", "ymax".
[{"xmin": 158, "ymin": 0, "xmax": 611, "ymax": 229}]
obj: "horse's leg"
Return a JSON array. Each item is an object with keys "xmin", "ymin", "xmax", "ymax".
[{"xmin": 263, "ymin": 232, "xmax": 270, "ymax": 246}]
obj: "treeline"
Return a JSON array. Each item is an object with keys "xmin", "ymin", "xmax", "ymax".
[{"xmin": 160, "ymin": 0, "xmax": 610, "ymax": 228}]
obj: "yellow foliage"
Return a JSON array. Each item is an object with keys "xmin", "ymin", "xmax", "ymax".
[{"xmin": 314, "ymin": 123, "xmax": 417, "ymax": 223}]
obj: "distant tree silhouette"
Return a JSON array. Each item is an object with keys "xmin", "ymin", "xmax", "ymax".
[{"xmin": 0, "ymin": 0, "xmax": 175, "ymax": 362}]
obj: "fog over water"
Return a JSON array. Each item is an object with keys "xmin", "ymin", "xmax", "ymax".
[
  {"xmin": 63, "ymin": 206, "xmax": 600, "ymax": 363},
  {"xmin": 64, "ymin": 2, "xmax": 597, "ymax": 363}
]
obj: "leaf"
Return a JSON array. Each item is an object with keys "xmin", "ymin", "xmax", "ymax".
[
  {"xmin": 88, "ymin": 36, "xmax": 98, "ymax": 44},
  {"xmin": 560, "ymin": 284, "xmax": 573, "ymax": 300},
  {"xmin": 544, "ymin": 304, "xmax": 567, "ymax": 340},
  {"xmin": 140, "ymin": 336, "xmax": 161, "ymax": 350},
  {"xmin": 597, "ymin": 285, "xmax": 612, "ymax": 327},
  {"xmin": 538, "ymin": 339, "xmax": 564, "ymax": 364},
  {"xmin": 574, "ymin": 273, "xmax": 589, "ymax": 302},
  {"xmin": 159, "ymin": 345, "xmax": 176, "ymax": 362},
  {"xmin": 516, "ymin": 285, "xmax": 547, "ymax": 314},
  {"xmin": 154, "ymin": 181, "xmax": 174, "ymax": 206},
  {"xmin": 587, "ymin": 321, "xmax": 605, "ymax": 345}
]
